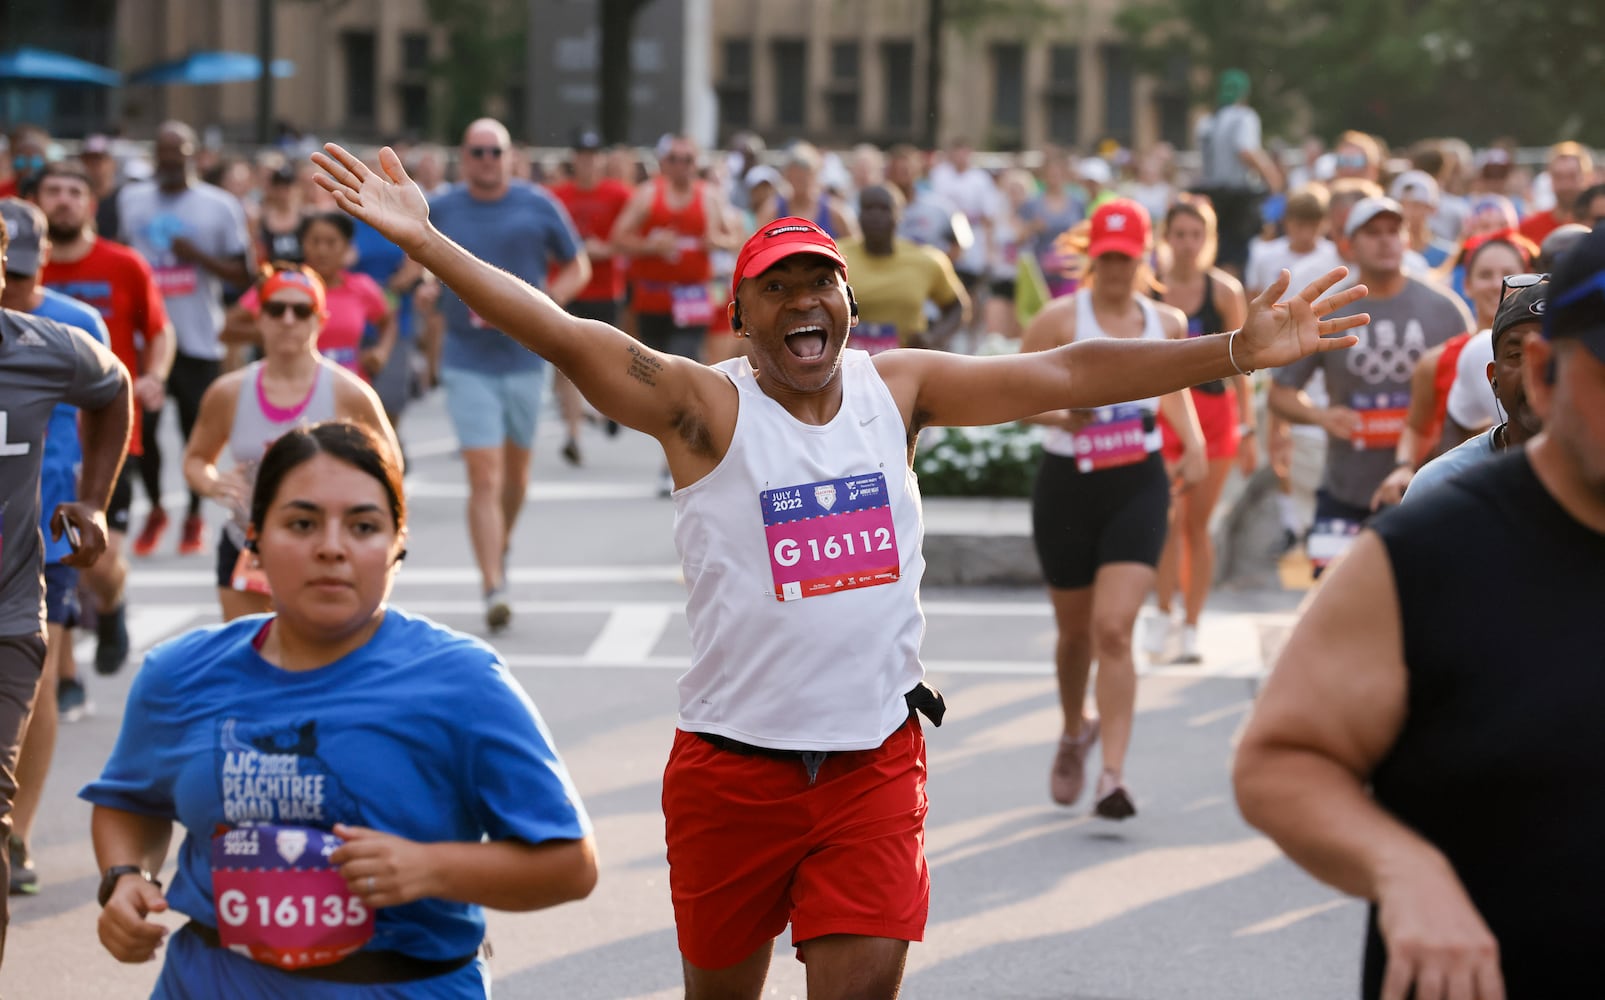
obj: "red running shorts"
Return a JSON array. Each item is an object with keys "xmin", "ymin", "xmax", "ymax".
[{"xmin": 662, "ymin": 715, "xmax": 930, "ymax": 970}]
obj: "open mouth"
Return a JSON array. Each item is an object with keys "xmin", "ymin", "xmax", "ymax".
[{"xmin": 784, "ymin": 324, "xmax": 828, "ymax": 361}]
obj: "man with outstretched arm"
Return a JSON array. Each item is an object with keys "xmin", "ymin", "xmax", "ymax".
[{"xmin": 312, "ymin": 142, "xmax": 1365, "ymax": 1000}]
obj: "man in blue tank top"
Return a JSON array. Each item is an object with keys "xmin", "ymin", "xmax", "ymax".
[
  {"xmin": 312, "ymin": 139, "xmax": 1371, "ymax": 1000},
  {"xmin": 1235, "ymin": 226, "xmax": 1605, "ymax": 999}
]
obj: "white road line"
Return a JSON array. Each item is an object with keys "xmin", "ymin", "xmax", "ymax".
[
  {"xmin": 584, "ymin": 605, "xmax": 674, "ymax": 664},
  {"xmin": 1233, "ymin": 898, "xmax": 1353, "ymax": 936},
  {"xmin": 126, "ymin": 565, "xmax": 688, "ymax": 588}
]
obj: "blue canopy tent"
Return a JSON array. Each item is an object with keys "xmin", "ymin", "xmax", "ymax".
[
  {"xmin": 0, "ymin": 47, "xmax": 121, "ymax": 136},
  {"xmin": 127, "ymin": 51, "xmax": 295, "ymax": 87},
  {"xmin": 0, "ymin": 46, "xmax": 122, "ymax": 86}
]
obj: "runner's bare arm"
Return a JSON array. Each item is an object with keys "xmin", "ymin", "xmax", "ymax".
[
  {"xmin": 607, "ymin": 184, "xmax": 664, "ymax": 257},
  {"xmin": 331, "ymin": 369, "xmax": 403, "ymax": 468},
  {"xmin": 92, "ymin": 804, "xmax": 176, "ymax": 963},
  {"xmin": 547, "ymin": 251, "xmax": 591, "ymax": 309},
  {"xmin": 1233, "ymin": 533, "xmax": 1505, "ymax": 999},
  {"xmin": 879, "ymin": 268, "xmax": 1367, "ymax": 430},
  {"xmin": 310, "ymin": 144, "xmax": 723, "ymax": 441},
  {"xmin": 182, "ymin": 374, "xmax": 245, "ymax": 500}
]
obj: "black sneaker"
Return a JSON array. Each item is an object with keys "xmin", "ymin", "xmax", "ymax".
[
  {"xmin": 58, "ymin": 677, "xmax": 90, "ymax": 723},
  {"xmin": 561, "ymin": 439, "xmax": 582, "ymax": 466},
  {"xmin": 95, "ymin": 602, "xmax": 130, "ymax": 676},
  {"xmin": 8, "ymin": 836, "xmax": 37, "ymax": 896}
]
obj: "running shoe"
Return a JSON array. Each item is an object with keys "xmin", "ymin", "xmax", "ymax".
[
  {"xmin": 562, "ymin": 438, "xmax": 582, "ymax": 466},
  {"xmin": 1093, "ymin": 771, "xmax": 1137, "ymax": 820},
  {"xmin": 1049, "ymin": 717, "xmax": 1101, "ymax": 806},
  {"xmin": 485, "ymin": 588, "xmax": 512, "ymax": 633},
  {"xmin": 131, "ymin": 507, "xmax": 168, "ymax": 557},
  {"xmin": 1173, "ymin": 624, "xmax": 1202, "ymax": 666},
  {"xmin": 57, "ymin": 677, "xmax": 91, "ymax": 723},
  {"xmin": 8, "ymin": 836, "xmax": 37, "ymax": 896},
  {"xmin": 1140, "ymin": 610, "xmax": 1176, "ymax": 663},
  {"xmin": 178, "ymin": 514, "xmax": 207, "ymax": 556},
  {"xmin": 94, "ymin": 602, "xmax": 130, "ymax": 676}
]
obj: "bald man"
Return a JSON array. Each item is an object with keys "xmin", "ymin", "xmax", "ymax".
[{"xmin": 424, "ymin": 118, "xmax": 591, "ymax": 632}]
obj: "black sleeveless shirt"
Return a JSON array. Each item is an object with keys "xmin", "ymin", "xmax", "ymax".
[
  {"xmin": 1364, "ymin": 450, "xmax": 1605, "ymax": 997},
  {"xmin": 1154, "ymin": 276, "xmax": 1227, "ymax": 393}
]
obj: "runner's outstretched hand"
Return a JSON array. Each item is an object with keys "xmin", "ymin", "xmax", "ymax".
[
  {"xmin": 311, "ymin": 145, "xmax": 431, "ymax": 256},
  {"xmin": 1236, "ymin": 267, "xmax": 1368, "ymax": 372}
]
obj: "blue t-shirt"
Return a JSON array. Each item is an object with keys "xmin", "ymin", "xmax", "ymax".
[
  {"xmin": 35, "ymin": 289, "xmax": 112, "ymax": 565},
  {"xmin": 428, "ymin": 182, "xmax": 582, "ymax": 375},
  {"xmin": 80, "ymin": 609, "xmax": 591, "ymax": 996},
  {"xmin": 350, "ymin": 219, "xmax": 415, "ymax": 341}
]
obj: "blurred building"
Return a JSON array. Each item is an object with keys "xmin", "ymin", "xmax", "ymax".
[
  {"xmin": 711, "ymin": 0, "xmax": 1190, "ymax": 152},
  {"xmin": 113, "ymin": 0, "xmax": 443, "ymax": 142}
]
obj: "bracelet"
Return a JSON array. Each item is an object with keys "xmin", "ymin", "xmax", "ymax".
[{"xmin": 1227, "ymin": 331, "xmax": 1255, "ymax": 376}]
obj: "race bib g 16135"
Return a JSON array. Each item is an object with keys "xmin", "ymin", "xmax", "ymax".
[
  {"xmin": 761, "ymin": 472, "xmax": 900, "ymax": 603},
  {"xmin": 210, "ymin": 824, "xmax": 373, "ymax": 970}
]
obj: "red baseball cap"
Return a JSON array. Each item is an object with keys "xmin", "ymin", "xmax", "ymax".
[
  {"xmin": 730, "ymin": 216, "xmax": 848, "ymax": 302},
  {"xmin": 1086, "ymin": 199, "xmax": 1151, "ymax": 260}
]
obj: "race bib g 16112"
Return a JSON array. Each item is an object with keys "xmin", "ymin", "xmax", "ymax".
[
  {"xmin": 210, "ymin": 824, "xmax": 373, "ymax": 970},
  {"xmin": 761, "ymin": 472, "xmax": 900, "ymax": 603},
  {"xmin": 1070, "ymin": 404, "xmax": 1152, "ymax": 473}
]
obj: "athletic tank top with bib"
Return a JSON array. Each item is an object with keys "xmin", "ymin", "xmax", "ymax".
[
  {"xmin": 672, "ymin": 350, "xmax": 926, "ymax": 751},
  {"xmin": 1041, "ymin": 290, "xmax": 1166, "ymax": 466},
  {"xmin": 630, "ymin": 178, "xmax": 713, "ymax": 316},
  {"xmin": 224, "ymin": 359, "xmax": 339, "ymax": 543}
]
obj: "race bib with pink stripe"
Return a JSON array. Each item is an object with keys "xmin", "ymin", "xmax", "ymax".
[
  {"xmin": 210, "ymin": 824, "xmax": 373, "ymax": 970},
  {"xmin": 762, "ymin": 472, "xmax": 900, "ymax": 602}
]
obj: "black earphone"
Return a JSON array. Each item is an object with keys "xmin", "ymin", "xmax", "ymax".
[
  {"xmin": 846, "ymin": 284, "xmax": 860, "ymax": 318},
  {"xmin": 730, "ymin": 301, "xmax": 743, "ymax": 332}
]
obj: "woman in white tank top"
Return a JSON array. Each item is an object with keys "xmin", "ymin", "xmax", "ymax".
[
  {"xmin": 183, "ymin": 265, "xmax": 400, "ymax": 621},
  {"xmin": 1019, "ymin": 200, "xmax": 1206, "ymax": 819}
]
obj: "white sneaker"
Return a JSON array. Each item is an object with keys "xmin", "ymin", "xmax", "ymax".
[
  {"xmin": 1140, "ymin": 611, "xmax": 1176, "ymax": 662},
  {"xmin": 484, "ymin": 588, "xmax": 512, "ymax": 633},
  {"xmin": 1175, "ymin": 624, "xmax": 1202, "ymax": 665}
]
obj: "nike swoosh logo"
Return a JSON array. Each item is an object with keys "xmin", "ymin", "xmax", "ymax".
[{"xmin": 859, "ymin": 415, "xmax": 879, "ymax": 426}]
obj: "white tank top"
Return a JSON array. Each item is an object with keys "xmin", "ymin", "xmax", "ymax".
[
  {"xmin": 224, "ymin": 359, "xmax": 340, "ymax": 542},
  {"xmin": 673, "ymin": 349, "xmax": 926, "ymax": 751},
  {"xmin": 1041, "ymin": 289, "xmax": 1167, "ymax": 460}
]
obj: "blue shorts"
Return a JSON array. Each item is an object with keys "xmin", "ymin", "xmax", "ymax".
[
  {"xmin": 44, "ymin": 563, "xmax": 80, "ymax": 628},
  {"xmin": 439, "ymin": 366, "xmax": 546, "ymax": 451}
]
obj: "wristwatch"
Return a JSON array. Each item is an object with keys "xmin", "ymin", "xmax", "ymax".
[{"xmin": 98, "ymin": 865, "xmax": 161, "ymax": 907}]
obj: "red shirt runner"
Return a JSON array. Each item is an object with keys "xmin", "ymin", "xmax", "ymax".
[
  {"xmin": 628, "ymin": 178, "xmax": 713, "ymax": 316},
  {"xmin": 43, "ymin": 238, "xmax": 170, "ymax": 456},
  {"xmin": 550, "ymin": 178, "xmax": 633, "ymax": 303}
]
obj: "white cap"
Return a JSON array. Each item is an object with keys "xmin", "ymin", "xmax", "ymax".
[
  {"xmin": 1389, "ymin": 169, "xmax": 1440, "ymax": 206},
  {"xmin": 1344, "ymin": 196, "xmax": 1405, "ymax": 239},
  {"xmin": 1076, "ymin": 158, "xmax": 1112, "ymax": 185},
  {"xmin": 744, "ymin": 164, "xmax": 784, "ymax": 190}
]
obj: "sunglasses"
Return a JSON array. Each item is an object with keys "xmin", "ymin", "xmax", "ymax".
[
  {"xmin": 467, "ymin": 146, "xmax": 504, "ymax": 159},
  {"xmin": 261, "ymin": 300, "xmax": 316, "ymax": 320},
  {"xmin": 1499, "ymin": 272, "xmax": 1548, "ymax": 303}
]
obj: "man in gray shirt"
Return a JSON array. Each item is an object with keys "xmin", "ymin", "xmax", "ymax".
[
  {"xmin": 1193, "ymin": 69, "xmax": 1281, "ymax": 275},
  {"xmin": 0, "ymin": 220, "xmax": 130, "ymax": 962},
  {"xmin": 117, "ymin": 120, "xmax": 253, "ymax": 557},
  {"xmin": 1271, "ymin": 197, "xmax": 1473, "ymax": 570}
]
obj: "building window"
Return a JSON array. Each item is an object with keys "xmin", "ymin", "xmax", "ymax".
[
  {"xmin": 402, "ymin": 32, "xmax": 430, "ymax": 72},
  {"xmin": 1102, "ymin": 43, "xmax": 1133, "ymax": 146},
  {"xmin": 772, "ymin": 39, "xmax": 808, "ymax": 128},
  {"xmin": 882, "ymin": 40, "xmax": 914, "ymax": 133},
  {"xmin": 719, "ymin": 38, "xmax": 752, "ymax": 130},
  {"xmin": 827, "ymin": 40, "xmax": 860, "ymax": 131},
  {"xmin": 1156, "ymin": 49, "xmax": 1191, "ymax": 149},
  {"xmin": 990, "ymin": 42, "xmax": 1024, "ymax": 147},
  {"xmin": 398, "ymin": 32, "xmax": 431, "ymax": 137},
  {"xmin": 342, "ymin": 31, "xmax": 377, "ymax": 126},
  {"xmin": 1046, "ymin": 44, "xmax": 1079, "ymax": 147}
]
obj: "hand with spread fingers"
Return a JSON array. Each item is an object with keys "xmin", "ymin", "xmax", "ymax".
[
  {"xmin": 1237, "ymin": 267, "xmax": 1370, "ymax": 372},
  {"xmin": 311, "ymin": 145, "xmax": 433, "ymax": 257}
]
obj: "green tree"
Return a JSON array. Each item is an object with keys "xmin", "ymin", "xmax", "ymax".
[{"xmin": 424, "ymin": 0, "xmax": 528, "ymax": 140}]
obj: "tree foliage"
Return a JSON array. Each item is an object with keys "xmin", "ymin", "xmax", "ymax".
[
  {"xmin": 1117, "ymin": 0, "xmax": 1605, "ymax": 145},
  {"xmin": 423, "ymin": 0, "xmax": 528, "ymax": 140}
]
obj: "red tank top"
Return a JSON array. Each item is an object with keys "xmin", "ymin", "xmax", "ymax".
[
  {"xmin": 630, "ymin": 178, "xmax": 712, "ymax": 314},
  {"xmin": 1425, "ymin": 331, "xmax": 1472, "ymax": 455}
]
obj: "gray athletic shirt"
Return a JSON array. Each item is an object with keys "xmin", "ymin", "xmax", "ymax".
[
  {"xmin": 117, "ymin": 180, "xmax": 251, "ymax": 361},
  {"xmin": 0, "ymin": 309, "xmax": 126, "ymax": 636},
  {"xmin": 1274, "ymin": 277, "xmax": 1472, "ymax": 509}
]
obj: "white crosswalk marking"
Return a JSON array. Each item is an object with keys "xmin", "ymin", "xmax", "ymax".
[{"xmin": 584, "ymin": 605, "xmax": 674, "ymax": 663}]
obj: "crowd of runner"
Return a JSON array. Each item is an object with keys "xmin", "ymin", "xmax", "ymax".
[{"xmin": 0, "ymin": 80, "xmax": 1600, "ymax": 997}]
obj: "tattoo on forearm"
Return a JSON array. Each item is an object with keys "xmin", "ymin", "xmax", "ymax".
[{"xmin": 626, "ymin": 345, "xmax": 662, "ymax": 387}]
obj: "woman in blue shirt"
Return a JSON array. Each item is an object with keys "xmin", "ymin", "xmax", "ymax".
[{"xmin": 82, "ymin": 421, "xmax": 596, "ymax": 998}]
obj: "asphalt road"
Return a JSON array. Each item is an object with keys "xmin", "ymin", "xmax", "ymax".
[{"xmin": 4, "ymin": 387, "xmax": 1365, "ymax": 999}]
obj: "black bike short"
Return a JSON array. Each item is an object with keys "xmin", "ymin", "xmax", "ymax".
[{"xmin": 1031, "ymin": 451, "xmax": 1171, "ymax": 590}]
